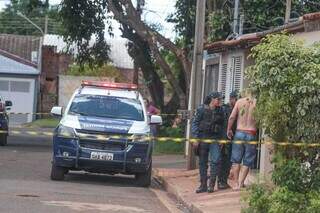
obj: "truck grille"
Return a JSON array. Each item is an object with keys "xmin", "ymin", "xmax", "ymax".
[
  {"xmin": 76, "ymin": 129, "xmax": 129, "ymax": 151},
  {"xmin": 79, "ymin": 140, "xmax": 125, "ymax": 151}
]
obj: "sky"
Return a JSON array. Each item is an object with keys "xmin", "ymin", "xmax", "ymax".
[{"xmin": 0, "ymin": 0, "xmax": 177, "ymax": 39}]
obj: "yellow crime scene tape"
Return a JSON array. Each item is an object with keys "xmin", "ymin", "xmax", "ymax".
[
  {"xmin": 0, "ymin": 130, "xmax": 319, "ymax": 147},
  {"xmin": 0, "ymin": 112, "xmax": 188, "ymax": 116}
]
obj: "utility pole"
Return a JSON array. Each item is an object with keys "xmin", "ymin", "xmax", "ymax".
[
  {"xmin": 285, "ymin": 0, "xmax": 291, "ymax": 24},
  {"xmin": 233, "ymin": 0, "xmax": 240, "ymax": 34},
  {"xmin": 186, "ymin": 0, "xmax": 206, "ymax": 170}
]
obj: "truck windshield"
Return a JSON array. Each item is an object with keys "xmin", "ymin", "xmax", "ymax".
[{"xmin": 69, "ymin": 95, "xmax": 144, "ymax": 121}]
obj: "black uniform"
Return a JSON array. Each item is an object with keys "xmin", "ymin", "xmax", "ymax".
[{"xmin": 192, "ymin": 100, "xmax": 225, "ymax": 193}]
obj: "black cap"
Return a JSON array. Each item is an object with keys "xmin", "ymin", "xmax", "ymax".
[
  {"xmin": 230, "ymin": 91, "xmax": 238, "ymax": 98},
  {"xmin": 209, "ymin": 92, "xmax": 223, "ymax": 99}
]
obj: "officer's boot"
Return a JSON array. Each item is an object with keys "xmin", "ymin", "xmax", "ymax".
[
  {"xmin": 208, "ymin": 163, "xmax": 219, "ymax": 193},
  {"xmin": 196, "ymin": 176, "xmax": 207, "ymax": 193},
  {"xmin": 207, "ymin": 176, "xmax": 216, "ymax": 193}
]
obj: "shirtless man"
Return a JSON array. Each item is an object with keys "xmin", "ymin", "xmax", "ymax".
[{"xmin": 227, "ymin": 89, "xmax": 257, "ymax": 190}]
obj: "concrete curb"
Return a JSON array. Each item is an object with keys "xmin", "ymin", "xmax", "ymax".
[{"xmin": 152, "ymin": 168, "xmax": 203, "ymax": 213}]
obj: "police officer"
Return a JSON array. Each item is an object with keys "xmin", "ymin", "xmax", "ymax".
[
  {"xmin": 192, "ymin": 92, "xmax": 225, "ymax": 193},
  {"xmin": 219, "ymin": 91, "xmax": 238, "ymax": 189}
]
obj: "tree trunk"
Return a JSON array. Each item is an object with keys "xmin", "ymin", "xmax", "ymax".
[
  {"xmin": 122, "ymin": 25, "xmax": 165, "ymax": 109},
  {"xmin": 107, "ymin": 0, "xmax": 190, "ymax": 109}
]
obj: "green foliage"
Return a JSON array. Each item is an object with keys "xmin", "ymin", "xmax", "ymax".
[
  {"xmin": 167, "ymin": 0, "xmax": 196, "ymax": 50},
  {"xmin": 242, "ymin": 184, "xmax": 272, "ymax": 213},
  {"xmin": 271, "ymin": 151, "xmax": 320, "ymax": 194},
  {"xmin": 0, "ymin": 0, "xmax": 62, "ymax": 35},
  {"xmin": 67, "ymin": 63, "xmax": 125, "ymax": 82},
  {"xmin": 60, "ymin": 0, "xmax": 111, "ymax": 66},
  {"xmin": 206, "ymin": 0, "xmax": 320, "ymax": 42},
  {"xmin": 242, "ymin": 0, "xmax": 320, "ymax": 33},
  {"xmin": 246, "ymin": 34, "xmax": 320, "ymax": 143},
  {"xmin": 244, "ymin": 178, "xmax": 320, "ymax": 213},
  {"xmin": 207, "ymin": 9, "xmax": 232, "ymax": 41},
  {"xmin": 244, "ymin": 34, "xmax": 320, "ymax": 213}
]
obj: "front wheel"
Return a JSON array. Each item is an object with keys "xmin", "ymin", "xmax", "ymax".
[
  {"xmin": 0, "ymin": 133, "xmax": 7, "ymax": 146},
  {"xmin": 50, "ymin": 164, "xmax": 66, "ymax": 181},
  {"xmin": 135, "ymin": 161, "xmax": 152, "ymax": 187}
]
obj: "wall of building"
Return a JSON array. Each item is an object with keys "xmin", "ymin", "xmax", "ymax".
[
  {"xmin": 58, "ymin": 75, "xmax": 114, "ymax": 109},
  {"xmin": 40, "ymin": 46, "xmax": 73, "ymax": 113},
  {"xmin": 293, "ymin": 30, "xmax": 320, "ymax": 46}
]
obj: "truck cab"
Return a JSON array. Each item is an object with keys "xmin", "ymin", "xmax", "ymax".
[{"xmin": 50, "ymin": 81, "xmax": 162, "ymax": 187}]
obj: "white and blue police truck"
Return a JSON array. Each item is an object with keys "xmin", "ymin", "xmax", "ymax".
[{"xmin": 50, "ymin": 81, "xmax": 162, "ymax": 187}]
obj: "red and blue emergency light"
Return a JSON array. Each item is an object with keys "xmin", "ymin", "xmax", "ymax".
[{"xmin": 82, "ymin": 81, "xmax": 138, "ymax": 90}]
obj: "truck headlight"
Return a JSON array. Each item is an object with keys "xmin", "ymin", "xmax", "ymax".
[{"xmin": 56, "ymin": 125, "xmax": 76, "ymax": 138}]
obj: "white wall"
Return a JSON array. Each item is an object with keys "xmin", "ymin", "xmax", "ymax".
[
  {"xmin": 0, "ymin": 77, "xmax": 36, "ymax": 125},
  {"xmin": 58, "ymin": 75, "xmax": 114, "ymax": 109},
  {"xmin": 293, "ymin": 31, "xmax": 320, "ymax": 46}
]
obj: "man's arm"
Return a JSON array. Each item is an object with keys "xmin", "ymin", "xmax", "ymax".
[{"xmin": 227, "ymin": 102, "xmax": 239, "ymax": 139}]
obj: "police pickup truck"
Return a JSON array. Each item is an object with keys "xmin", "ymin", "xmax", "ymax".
[{"xmin": 50, "ymin": 81, "xmax": 162, "ymax": 187}]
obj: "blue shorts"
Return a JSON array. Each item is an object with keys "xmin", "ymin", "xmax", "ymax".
[{"xmin": 231, "ymin": 131, "xmax": 257, "ymax": 168}]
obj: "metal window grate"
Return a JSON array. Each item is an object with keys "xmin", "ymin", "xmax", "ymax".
[
  {"xmin": 10, "ymin": 81, "xmax": 30, "ymax": 93},
  {"xmin": 0, "ymin": 80, "xmax": 9, "ymax": 91},
  {"xmin": 219, "ymin": 63, "xmax": 228, "ymax": 96}
]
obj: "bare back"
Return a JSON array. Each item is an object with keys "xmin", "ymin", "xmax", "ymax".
[{"xmin": 229, "ymin": 97, "xmax": 257, "ymax": 132}]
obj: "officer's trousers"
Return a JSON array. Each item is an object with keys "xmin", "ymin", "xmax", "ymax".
[
  {"xmin": 198, "ymin": 142, "xmax": 222, "ymax": 184},
  {"xmin": 219, "ymin": 144, "xmax": 232, "ymax": 184}
]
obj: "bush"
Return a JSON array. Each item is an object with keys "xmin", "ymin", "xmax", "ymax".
[
  {"xmin": 243, "ymin": 34, "xmax": 320, "ymax": 212},
  {"xmin": 67, "ymin": 63, "xmax": 126, "ymax": 82},
  {"xmin": 242, "ymin": 184, "xmax": 272, "ymax": 213},
  {"xmin": 154, "ymin": 126, "xmax": 185, "ymax": 154}
]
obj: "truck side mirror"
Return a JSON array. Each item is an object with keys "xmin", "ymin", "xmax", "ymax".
[
  {"xmin": 5, "ymin": 101, "xmax": 12, "ymax": 107},
  {"xmin": 150, "ymin": 115, "xmax": 162, "ymax": 125},
  {"xmin": 51, "ymin": 106, "xmax": 63, "ymax": 117}
]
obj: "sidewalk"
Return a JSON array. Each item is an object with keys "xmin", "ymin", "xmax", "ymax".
[{"xmin": 153, "ymin": 155, "xmax": 243, "ymax": 213}]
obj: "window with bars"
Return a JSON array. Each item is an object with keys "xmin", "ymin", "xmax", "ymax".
[
  {"xmin": 219, "ymin": 55, "xmax": 243, "ymax": 103},
  {"xmin": 219, "ymin": 63, "xmax": 228, "ymax": 96},
  {"xmin": 204, "ymin": 64, "xmax": 219, "ymax": 97}
]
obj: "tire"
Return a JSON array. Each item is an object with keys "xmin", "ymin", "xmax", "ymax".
[
  {"xmin": 0, "ymin": 134, "xmax": 7, "ymax": 146},
  {"xmin": 135, "ymin": 161, "xmax": 152, "ymax": 187},
  {"xmin": 50, "ymin": 164, "xmax": 66, "ymax": 181}
]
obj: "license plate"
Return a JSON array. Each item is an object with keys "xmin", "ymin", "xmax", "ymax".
[{"xmin": 90, "ymin": 152, "xmax": 114, "ymax": 161}]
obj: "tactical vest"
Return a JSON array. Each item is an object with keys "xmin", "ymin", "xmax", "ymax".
[{"xmin": 199, "ymin": 106, "xmax": 224, "ymax": 136}]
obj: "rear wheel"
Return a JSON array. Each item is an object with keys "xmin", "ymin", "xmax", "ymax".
[
  {"xmin": 50, "ymin": 164, "xmax": 66, "ymax": 181},
  {"xmin": 0, "ymin": 133, "xmax": 7, "ymax": 146},
  {"xmin": 135, "ymin": 161, "xmax": 152, "ymax": 187}
]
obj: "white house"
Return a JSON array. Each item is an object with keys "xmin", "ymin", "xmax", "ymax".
[
  {"xmin": 203, "ymin": 11, "xmax": 320, "ymax": 103},
  {"xmin": 0, "ymin": 49, "xmax": 39, "ymax": 125}
]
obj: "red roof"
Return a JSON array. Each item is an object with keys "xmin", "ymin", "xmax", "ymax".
[{"xmin": 205, "ymin": 11, "xmax": 320, "ymax": 53}]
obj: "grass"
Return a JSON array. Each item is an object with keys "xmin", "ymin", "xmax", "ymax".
[
  {"xmin": 153, "ymin": 140, "xmax": 185, "ymax": 155},
  {"xmin": 23, "ymin": 118, "xmax": 60, "ymax": 128},
  {"xmin": 153, "ymin": 126, "xmax": 185, "ymax": 155}
]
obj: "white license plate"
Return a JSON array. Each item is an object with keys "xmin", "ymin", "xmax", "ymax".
[{"xmin": 90, "ymin": 152, "xmax": 114, "ymax": 161}]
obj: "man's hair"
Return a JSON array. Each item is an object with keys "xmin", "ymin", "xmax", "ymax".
[{"xmin": 240, "ymin": 88, "xmax": 256, "ymax": 98}]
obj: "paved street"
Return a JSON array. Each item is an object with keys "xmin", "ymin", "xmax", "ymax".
[{"xmin": 0, "ymin": 134, "xmax": 171, "ymax": 213}]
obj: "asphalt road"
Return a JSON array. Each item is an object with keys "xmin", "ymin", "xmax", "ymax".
[{"xmin": 0, "ymin": 134, "xmax": 171, "ymax": 213}]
